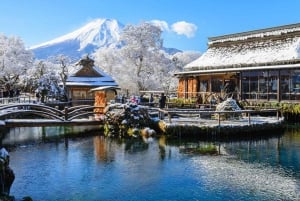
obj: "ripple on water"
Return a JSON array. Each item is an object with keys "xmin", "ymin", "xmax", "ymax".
[{"xmin": 189, "ymin": 155, "xmax": 300, "ymax": 201}]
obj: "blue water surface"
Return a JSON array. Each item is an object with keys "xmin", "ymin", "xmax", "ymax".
[{"xmin": 5, "ymin": 127, "xmax": 300, "ymax": 201}]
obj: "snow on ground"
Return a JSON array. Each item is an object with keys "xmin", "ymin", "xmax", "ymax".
[{"xmin": 166, "ymin": 116, "xmax": 284, "ymax": 128}]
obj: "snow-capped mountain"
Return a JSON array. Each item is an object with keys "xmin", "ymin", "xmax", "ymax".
[{"xmin": 30, "ymin": 18, "xmax": 124, "ymax": 61}]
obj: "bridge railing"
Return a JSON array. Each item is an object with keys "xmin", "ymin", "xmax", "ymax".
[
  {"xmin": 64, "ymin": 105, "xmax": 104, "ymax": 120},
  {"xmin": 0, "ymin": 96, "xmax": 36, "ymax": 104},
  {"xmin": 0, "ymin": 103, "xmax": 105, "ymax": 121}
]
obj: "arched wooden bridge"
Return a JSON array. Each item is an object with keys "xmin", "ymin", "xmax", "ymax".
[{"xmin": 0, "ymin": 103, "xmax": 104, "ymax": 127}]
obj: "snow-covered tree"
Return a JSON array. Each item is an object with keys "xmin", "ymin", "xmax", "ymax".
[
  {"xmin": 48, "ymin": 54, "xmax": 73, "ymax": 100},
  {"xmin": 93, "ymin": 48, "xmax": 121, "ymax": 75},
  {"xmin": 25, "ymin": 60, "xmax": 61, "ymax": 102},
  {"xmin": 119, "ymin": 22, "xmax": 164, "ymax": 92},
  {"xmin": 94, "ymin": 22, "xmax": 169, "ymax": 93},
  {"xmin": 171, "ymin": 51, "xmax": 201, "ymax": 71},
  {"xmin": 0, "ymin": 34, "xmax": 33, "ymax": 94},
  {"xmin": 93, "ymin": 22, "xmax": 201, "ymax": 95}
]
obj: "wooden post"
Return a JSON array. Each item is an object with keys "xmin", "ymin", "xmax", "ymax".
[
  {"xmin": 248, "ymin": 112, "xmax": 251, "ymax": 125},
  {"xmin": 64, "ymin": 107, "xmax": 68, "ymax": 120}
]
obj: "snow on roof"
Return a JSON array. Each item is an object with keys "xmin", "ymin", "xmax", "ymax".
[
  {"xmin": 66, "ymin": 81, "xmax": 118, "ymax": 87},
  {"xmin": 67, "ymin": 76, "xmax": 115, "ymax": 82},
  {"xmin": 208, "ymin": 23, "xmax": 300, "ymax": 44},
  {"xmin": 185, "ymin": 23, "xmax": 300, "ymax": 70},
  {"xmin": 66, "ymin": 59, "xmax": 118, "ymax": 87},
  {"xmin": 66, "ymin": 69, "xmax": 118, "ymax": 87},
  {"xmin": 90, "ymin": 86, "xmax": 121, "ymax": 91}
]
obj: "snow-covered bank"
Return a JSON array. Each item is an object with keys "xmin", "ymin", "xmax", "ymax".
[{"xmin": 161, "ymin": 115, "xmax": 284, "ymax": 139}]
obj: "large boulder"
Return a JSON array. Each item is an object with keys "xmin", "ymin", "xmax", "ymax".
[
  {"xmin": 103, "ymin": 103, "xmax": 155, "ymax": 137},
  {"xmin": 215, "ymin": 98, "xmax": 242, "ymax": 120},
  {"xmin": 216, "ymin": 98, "xmax": 241, "ymax": 111},
  {"xmin": 0, "ymin": 148, "xmax": 15, "ymax": 200}
]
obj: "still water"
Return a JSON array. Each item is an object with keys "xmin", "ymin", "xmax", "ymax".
[{"xmin": 3, "ymin": 126, "xmax": 300, "ymax": 201}]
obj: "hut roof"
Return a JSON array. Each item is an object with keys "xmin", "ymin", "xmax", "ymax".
[
  {"xmin": 66, "ymin": 56, "xmax": 118, "ymax": 87},
  {"xmin": 184, "ymin": 23, "xmax": 300, "ymax": 72}
]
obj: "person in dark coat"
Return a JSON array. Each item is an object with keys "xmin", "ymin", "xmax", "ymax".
[
  {"xmin": 149, "ymin": 93, "xmax": 154, "ymax": 106},
  {"xmin": 159, "ymin": 93, "xmax": 166, "ymax": 109},
  {"xmin": 195, "ymin": 95, "xmax": 202, "ymax": 108}
]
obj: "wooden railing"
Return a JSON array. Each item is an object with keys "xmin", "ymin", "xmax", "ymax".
[
  {"xmin": 0, "ymin": 103, "xmax": 104, "ymax": 121},
  {"xmin": 157, "ymin": 108, "xmax": 280, "ymax": 126}
]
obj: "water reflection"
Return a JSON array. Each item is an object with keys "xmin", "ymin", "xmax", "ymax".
[
  {"xmin": 222, "ymin": 129, "xmax": 300, "ymax": 175},
  {"xmin": 93, "ymin": 136, "xmax": 118, "ymax": 163},
  {"xmin": 1, "ymin": 126, "xmax": 101, "ymax": 145},
  {"xmin": 3, "ymin": 127, "xmax": 300, "ymax": 200}
]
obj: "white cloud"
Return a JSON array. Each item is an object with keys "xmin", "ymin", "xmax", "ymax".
[
  {"xmin": 171, "ymin": 21, "xmax": 197, "ymax": 38},
  {"xmin": 149, "ymin": 20, "xmax": 170, "ymax": 32}
]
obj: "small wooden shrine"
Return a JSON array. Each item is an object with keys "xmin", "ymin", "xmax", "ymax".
[
  {"xmin": 65, "ymin": 56, "xmax": 118, "ymax": 104},
  {"xmin": 90, "ymin": 86, "xmax": 120, "ymax": 114}
]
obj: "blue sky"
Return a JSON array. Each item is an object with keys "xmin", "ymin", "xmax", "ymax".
[{"xmin": 1, "ymin": 0, "xmax": 300, "ymax": 52}]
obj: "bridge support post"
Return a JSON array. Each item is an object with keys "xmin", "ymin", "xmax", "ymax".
[
  {"xmin": 248, "ymin": 112, "xmax": 251, "ymax": 126},
  {"xmin": 64, "ymin": 107, "xmax": 68, "ymax": 120}
]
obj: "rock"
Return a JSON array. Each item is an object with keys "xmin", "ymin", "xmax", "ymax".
[
  {"xmin": 0, "ymin": 148, "xmax": 15, "ymax": 197},
  {"xmin": 21, "ymin": 196, "xmax": 33, "ymax": 201},
  {"xmin": 216, "ymin": 98, "xmax": 241, "ymax": 111},
  {"xmin": 215, "ymin": 98, "xmax": 242, "ymax": 120},
  {"xmin": 103, "ymin": 103, "xmax": 154, "ymax": 137}
]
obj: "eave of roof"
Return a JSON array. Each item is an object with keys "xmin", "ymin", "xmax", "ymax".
[
  {"xmin": 65, "ymin": 81, "xmax": 118, "ymax": 87},
  {"xmin": 67, "ymin": 76, "xmax": 115, "ymax": 82},
  {"xmin": 175, "ymin": 63, "xmax": 300, "ymax": 76},
  {"xmin": 208, "ymin": 23, "xmax": 300, "ymax": 44},
  {"xmin": 90, "ymin": 86, "xmax": 121, "ymax": 92}
]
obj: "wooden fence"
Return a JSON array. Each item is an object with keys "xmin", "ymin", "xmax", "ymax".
[{"xmin": 157, "ymin": 108, "xmax": 280, "ymax": 127}]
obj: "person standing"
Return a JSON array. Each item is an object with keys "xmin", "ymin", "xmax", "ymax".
[
  {"xmin": 159, "ymin": 93, "xmax": 167, "ymax": 119},
  {"xmin": 196, "ymin": 95, "xmax": 202, "ymax": 108},
  {"xmin": 159, "ymin": 93, "xmax": 166, "ymax": 109},
  {"xmin": 149, "ymin": 93, "xmax": 154, "ymax": 106}
]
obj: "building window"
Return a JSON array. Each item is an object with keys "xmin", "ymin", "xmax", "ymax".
[
  {"xmin": 242, "ymin": 71, "xmax": 258, "ymax": 99},
  {"xmin": 267, "ymin": 71, "xmax": 278, "ymax": 100},
  {"xmin": 280, "ymin": 70, "xmax": 291, "ymax": 100},
  {"xmin": 258, "ymin": 71, "xmax": 267, "ymax": 99},
  {"xmin": 211, "ymin": 78, "xmax": 222, "ymax": 92},
  {"xmin": 200, "ymin": 80, "xmax": 208, "ymax": 92},
  {"xmin": 291, "ymin": 70, "xmax": 300, "ymax": 100}
]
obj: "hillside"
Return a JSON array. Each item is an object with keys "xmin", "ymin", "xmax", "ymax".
[{"xmin": 30, "ymin": 19, "xmax": 123, "ymax": 60}]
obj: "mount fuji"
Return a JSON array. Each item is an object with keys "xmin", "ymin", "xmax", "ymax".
[
  {"xmin": 30, "ymin": 18, "xmax": 182, "ymax": 61},
  {"xmin": 30, "ymin": 18, "xmax": 124, "ymax": 61}
]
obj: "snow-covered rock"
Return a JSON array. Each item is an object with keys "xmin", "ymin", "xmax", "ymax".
[{"xmin": 216, "ymin": 98, "xmax": 241, "ymax": 111}]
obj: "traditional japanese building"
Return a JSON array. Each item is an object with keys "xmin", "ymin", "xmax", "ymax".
[
  {"xmin": 65, "ymin": 56, "xmax": 118, "ymax": 103},
  {"xmin": 175, "ymin": 23, "xmax": 300, "ymax": 103}
]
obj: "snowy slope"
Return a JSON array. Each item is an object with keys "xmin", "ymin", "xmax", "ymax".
[{"xmin": 30, "ymin": 18, "xmax": 124, "ymax": 60}]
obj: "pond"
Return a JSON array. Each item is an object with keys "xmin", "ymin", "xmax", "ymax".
[{"xmin": 3, "ymin": 126, "xmax": 300, "ymax": 201}]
